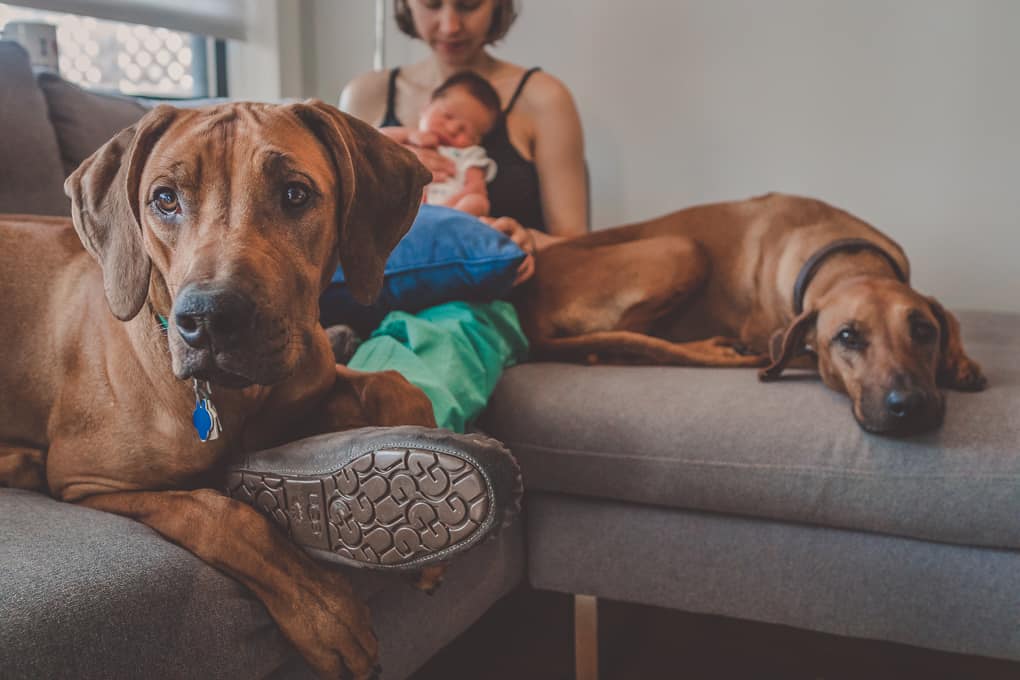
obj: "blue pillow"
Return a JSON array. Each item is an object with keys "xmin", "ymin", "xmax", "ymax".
[{"xmin": 320, "ymin": 205, "xmax": 526, "ymax": 332}]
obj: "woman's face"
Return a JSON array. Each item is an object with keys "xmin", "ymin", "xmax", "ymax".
[{"xmin": 409, "ymin": 0, "xmax": 495, "ymax": 64}]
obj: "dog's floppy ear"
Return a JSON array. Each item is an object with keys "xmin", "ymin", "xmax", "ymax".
[
  {"xmin": 759, "ymin": 309, "xmax": 818, "ymax": 381},
  {"xmin": 927, "ymin": 297, "xmax": 988, "ymax": 391},
  {"xmin": 290, "ymin": 100, "xmax": 431, "ymax": 304},
  {"xmin": 65, "ymin": 105, "xmax": 178, "ymax": 321}
]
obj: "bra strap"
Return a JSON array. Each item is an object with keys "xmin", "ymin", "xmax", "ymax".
[
  {"xmin": 505, "ymin": 67, "xmax": 541, "ymax": 114},
  {"xmin": 382, "ymin": 67, "xmax": 401, "ymax": 125}
]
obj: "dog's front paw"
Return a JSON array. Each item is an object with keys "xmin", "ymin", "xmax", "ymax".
[
  {"xmin": 708, "ymin": 337, "xmax": 769, "ymax": 366},
  {"xmin": 949, "ymin": 359, "xmax": 988, "ymax": 392},
  {"xmin": 284, "ymin": 571, "xmax": 380, "ymax": 679}
]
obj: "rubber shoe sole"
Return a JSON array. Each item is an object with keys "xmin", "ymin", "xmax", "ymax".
[{"xmin": 225, "ymin": 426, "xmax": 522, "ymax": 571}]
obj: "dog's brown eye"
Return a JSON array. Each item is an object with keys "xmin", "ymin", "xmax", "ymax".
[
  {"xmin": 283, "ymin": 183, "xmax": 310, "ymax": 208},
  {"xmin": 912, "ymin": 321, "xmax": 938, "ymax": 344},
  {"xmin": 834, "ymin": 326, "xmax": 867, "ymax": 351},
  {"xmin": 152, "ymin": 187, "xmax": 180, "ymax": 215}
]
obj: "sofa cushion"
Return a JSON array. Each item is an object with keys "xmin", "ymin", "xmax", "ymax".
[
  {"xmin": 480, "ymin": 310, "xmax": 1020, "ymax": 550},
  {"xmin": 0, "ymin": 488, "xmax": 524, "ymax": 680},
  {"xmin": 526, "ymin": 492, "xmax": 1020, "ymax": 662},
  {"xmin": 36, "ymin": 72, "xmax": 148, "ymax": 177},
  {"xmin": 0, "ymin": 42, "xmax": 70, "ymax": 216}
]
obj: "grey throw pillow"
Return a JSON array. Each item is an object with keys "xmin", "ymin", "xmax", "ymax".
[
  {"xmin": 0, "ymin": 41, "xmax": 70, "ymax": 216},
  {"xmin": 37, "ymin": 72, "xmax": 148, "ymax": 177}
]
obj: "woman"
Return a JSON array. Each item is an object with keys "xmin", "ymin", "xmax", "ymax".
[
  {"xmin": 340, "ymin": 0, "xmax": 589, "ymax": 267},
  {"xmin": 337, "ymin": 0, "xmax": 588, "ymax": 433}
]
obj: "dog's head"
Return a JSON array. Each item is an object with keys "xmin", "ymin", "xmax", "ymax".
[
  {"xmin": 761, "ymin": 277, "xmax": 986, "ymax": 436},
  {"xmin": 65, "ymin": 101, "xmax": 430, "ymax": 388}
]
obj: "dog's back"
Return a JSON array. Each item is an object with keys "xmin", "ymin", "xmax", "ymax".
[
  {"xmin": 519, "ymin": 193, "xmax": 908, "ymax": 346},
  {"xmin": 0, "ymin": 216, "xmax": 98, "ymax": 447}
]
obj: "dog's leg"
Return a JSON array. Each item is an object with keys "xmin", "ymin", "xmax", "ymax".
[
  {"xmin": 521, "ymin": 235, "xmax": 753, "ymax": 366},
  {"xmin": 298, "ymin": 365, "xmax": 438, "ymax": 434},
  {"xmin": 533, "ymin": 331, "xmax": 768, "ymax": 367},
  {"xmin": 0, "ymin": 446, "xmax": 46, "ymax": 491},
  {"xmin": 334, "ymin": 366, "xmax": 439, "ymax": 428},
  {"xmin": 79, "ymin": 489, "xmax": 380, "ymax": 680}
]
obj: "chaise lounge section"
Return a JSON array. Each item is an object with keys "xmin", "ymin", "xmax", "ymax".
[{"xmin": 2, "ymin": 41, "xmax": 1019, "ymax": 678}]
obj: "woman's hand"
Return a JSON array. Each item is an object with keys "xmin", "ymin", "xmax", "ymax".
[
  {"xmin": 480, "ymin": 216, "xmax": 539, "ymax": 286},
  {"xmin": 481, "ymin": 216, "xmax": 535, "ymax": 252},
  {"xmin": 380, "ymin": 128, "xmax": 456, "ymax": 182}
]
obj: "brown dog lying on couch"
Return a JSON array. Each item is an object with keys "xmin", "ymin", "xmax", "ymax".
[
  {"xmin": 514, "ymin": 192, "xmax": 987, "ymax": 436},
  {"xmin": 0, "ymin": 101, "xmax": 520, "ymax": 679}
]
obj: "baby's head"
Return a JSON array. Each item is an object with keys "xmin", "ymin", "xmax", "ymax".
[{"xmin": 419, "ymin": 71, "xmax": 501, "ymax": 148}]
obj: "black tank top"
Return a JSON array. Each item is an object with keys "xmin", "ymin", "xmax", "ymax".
[{"xmin": 380, "ymin": 67, "xmax": 546, "ymax": 232}]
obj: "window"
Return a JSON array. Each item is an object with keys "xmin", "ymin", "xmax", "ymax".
[{"xmin": 0, "ymin": 4, "xmax": 222, "ymax": 98}]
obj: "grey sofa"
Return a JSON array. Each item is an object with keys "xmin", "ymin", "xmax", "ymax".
[{"xmin": 3, "ymin": 39, "xmax": 1020, "ymax": 678}]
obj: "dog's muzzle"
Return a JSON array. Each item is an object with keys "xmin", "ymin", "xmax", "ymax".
[
  {"xmin": 174, "ymin": 283, "xmax": 256, "ymax": 351},
  {"xmin": 170, "ymin": 282, "xmax": 281, "ymax": 387}
]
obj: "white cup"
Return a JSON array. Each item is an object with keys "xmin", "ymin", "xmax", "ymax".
[{"xmin": 2, "ymin": 21, "xmax": 59, "ymax": 72}]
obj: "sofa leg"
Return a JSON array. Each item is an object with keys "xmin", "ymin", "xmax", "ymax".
[{"xmin": 574, "ymin": 593, "xmax": 599, "ymax": 680}]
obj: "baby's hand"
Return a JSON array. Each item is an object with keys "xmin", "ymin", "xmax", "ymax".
[{"xmin": 407, "ymin": 130, "xmax": 441, "ymax": 148}]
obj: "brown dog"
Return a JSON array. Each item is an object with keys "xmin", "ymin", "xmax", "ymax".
[
  {"xmin": 514, "ymin": 193, "xmax": 987, "ymax": 436},
  {"xmin": 0, "ymin": 101, "xmax": 434, "ymax": 678}
]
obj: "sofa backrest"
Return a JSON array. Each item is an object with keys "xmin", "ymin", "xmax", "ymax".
[
  {"xmin": 0, "ymin": 39, "xmax": 152, "ymax": 217},
  {"xmin": 37, "ymin": 71, "xmax": 148, "ymax": 178},
  {"xmin": 0, "ymin": 41, "xmax": 69, "ymax": 216}
]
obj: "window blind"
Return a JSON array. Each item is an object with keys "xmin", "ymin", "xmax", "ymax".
[{"xmin": 11, "ymin": 0, "xmax": 247, "ymax": 40}]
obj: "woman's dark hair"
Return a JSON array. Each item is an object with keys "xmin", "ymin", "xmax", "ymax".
[
  {"xmin": 394, "ymin": 0, "xmax": 518, "ymax": 44},
  {"xmin": 432, "ymin": 71, "xmax": 502, "ymax": 117}
]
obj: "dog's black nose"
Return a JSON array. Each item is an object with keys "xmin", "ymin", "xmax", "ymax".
[
  {"xmin": 886, "ymin": 389, "xmax": 924, "ymax": 419},
  {"xmin": 173, "ymin": 284, "xmax": 255, "ymax": 350}
]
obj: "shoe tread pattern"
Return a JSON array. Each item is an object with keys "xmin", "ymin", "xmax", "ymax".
[{"xmin": 226, "ymin": 448, "xmax": 491, "ymax": 567}]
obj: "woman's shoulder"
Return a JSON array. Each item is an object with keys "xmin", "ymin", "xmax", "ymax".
[
  {"xmin": 513, "ymin": 69, "xmax": 577, "ymax": 115},
  {"xmin": 338, "ymin": 69, "xmax": 391, "ymax": 121}
]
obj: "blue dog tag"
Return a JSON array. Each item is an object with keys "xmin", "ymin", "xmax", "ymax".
[
  {"xmin": 191, "ymin": 380, "xmax": 222, "ymax": 443},
  {"xmin": 193, "ymin": 399, "xmax": 215, "ymax": 442}
]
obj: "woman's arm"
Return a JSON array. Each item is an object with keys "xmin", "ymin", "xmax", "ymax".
[
  {"xmin": 521, "ymin": 72, "xmax": 589, "ymax": 239},
  {"xmin": 338, "ymin": 71, "xmax": 389, "ymax": 125},
  {"xmin": 340, "ymin": 73, "xmax": 455, "ymax": 182},
  {"xmin": 378, "ymin": 126, "xmax": 412, "ymax": 144}
]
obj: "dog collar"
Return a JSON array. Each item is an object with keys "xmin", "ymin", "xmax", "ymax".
[{"xmin": 792, "ymin": 238, "xmax": 908, "ymax": 315}]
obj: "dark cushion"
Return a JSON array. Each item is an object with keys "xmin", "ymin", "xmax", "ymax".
[
  {"xmin": 480, "ymin": 310, "xmax": 1020, "ymax": 550},
  {"xmin": 36, "ymin": 72, "xmax": 148, "ymax": 177},
  {"xmin": 320, "ymin": 205, "xmax": 526, "ymax": 333},
  {"xmin": 0, "ymin": 42, "xmax": 69, "ymax": 216},
  {"xmin": 0, "ymin": 488, "xmax": 524, "ymax": 680}
]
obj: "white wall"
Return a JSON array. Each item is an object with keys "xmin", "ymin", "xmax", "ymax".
[
  {"xmin": 300, "ymin": 0, "xmax": 376, "ymax": 106},
  {"xmin": 305, "ymin": 0, "xmax": 1020, "ymax": 312},
  {"xmin": 227, "ymin": 0, "xmax": 305, "ymax": 101}
]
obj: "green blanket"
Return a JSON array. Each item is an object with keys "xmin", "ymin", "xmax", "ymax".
[{"xmin": 347, "ymin": 301, "xmax": 529, "ymax": 433}]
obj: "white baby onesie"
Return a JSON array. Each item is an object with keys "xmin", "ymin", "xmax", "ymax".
[{"xmin": 425, "ymin": 145, "xmax": 498, "ymax": 205}]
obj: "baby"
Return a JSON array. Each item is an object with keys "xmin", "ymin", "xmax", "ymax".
[{"xmin": 390, "ymin": 71, "xmax": 501, "ymax": 217}]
